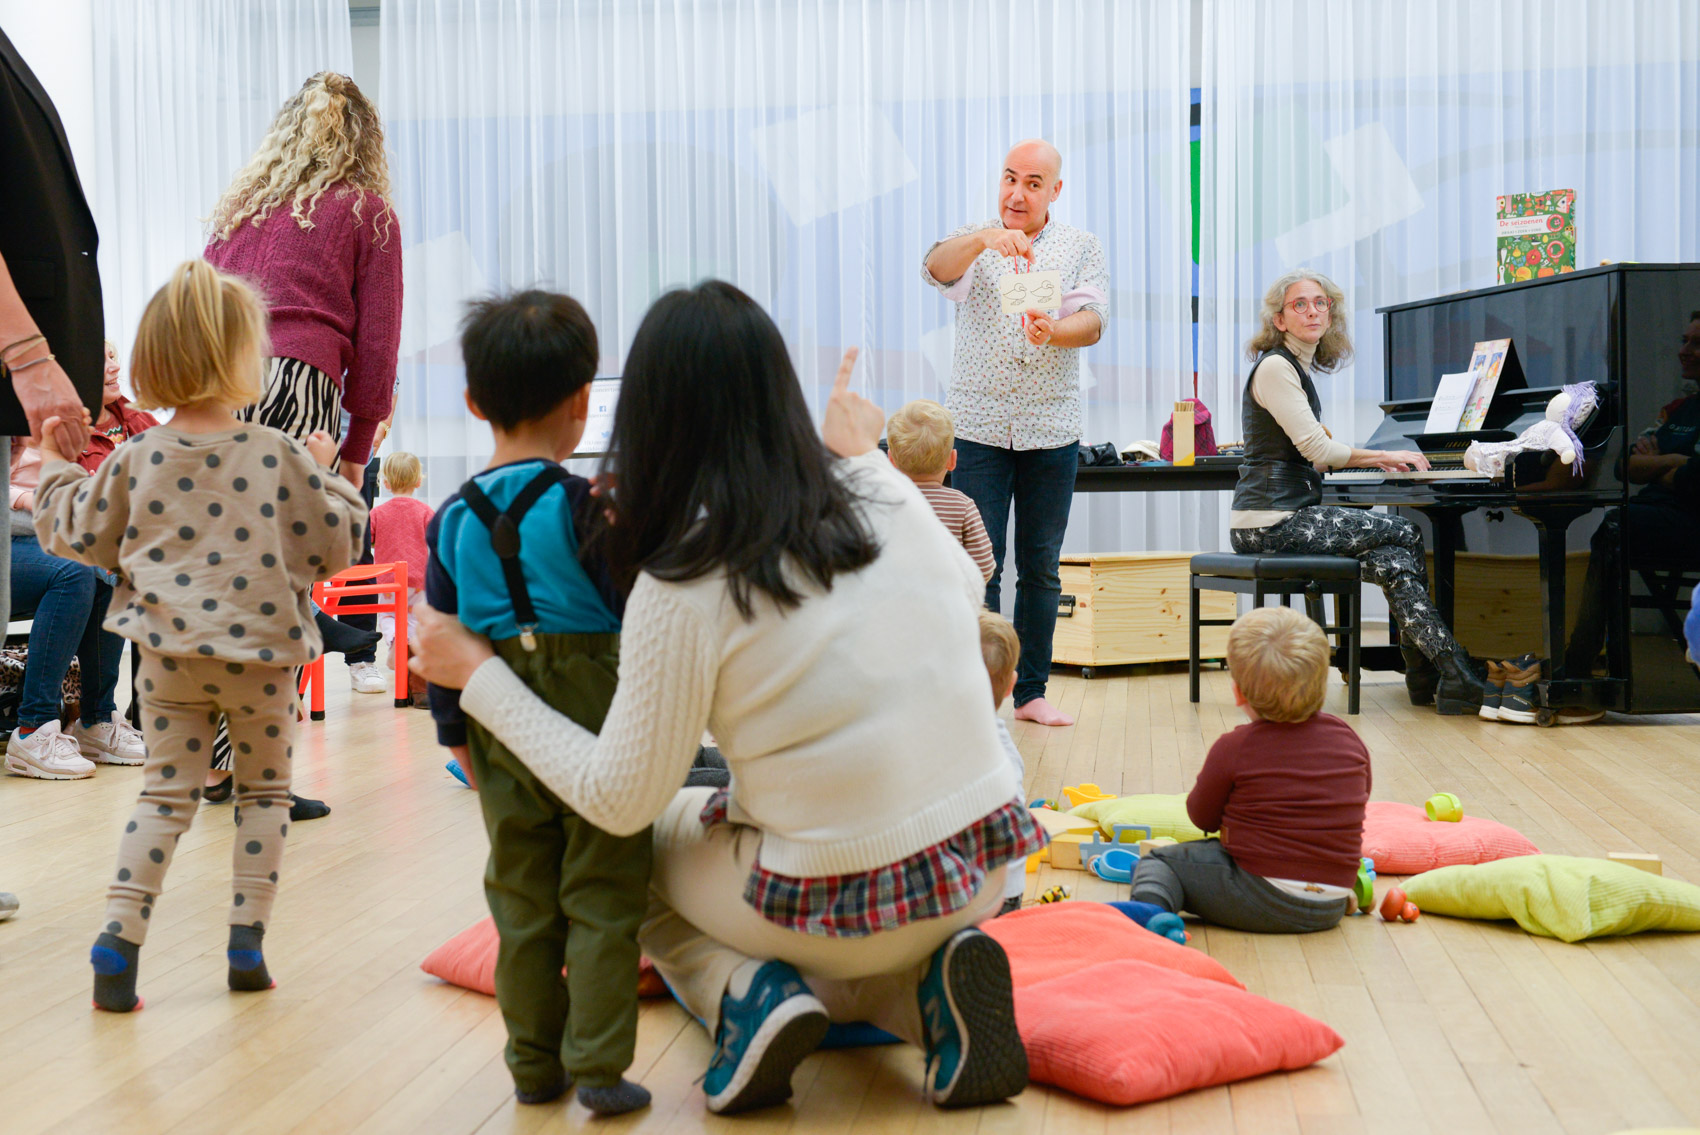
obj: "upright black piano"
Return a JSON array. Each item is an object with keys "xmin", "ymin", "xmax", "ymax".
[{"xmin": 1324, "ymin": 264, "xmax": 1700, "ymax": 716}]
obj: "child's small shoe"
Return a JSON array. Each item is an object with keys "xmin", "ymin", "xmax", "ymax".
[
  {"xmin": 515, "ymin": 1071, "xmax": 571, "ymax": 1106},
  {"xmin": 577, "ymin": 1079, "xmax": 651, "ymax": 1115},
  {"xmin": 446, "ymin": 758, "xmax": 471, "ymax": 787},
  {"xmin": 1478, "ymin": 660, "xmax": 1507, "ymax": 720},
  {"xmin": 1497, "ymin": 655, "xmax": 1542, "ymax": 724}
]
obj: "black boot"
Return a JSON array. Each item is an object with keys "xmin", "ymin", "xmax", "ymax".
[
  {"xmin": 1435, "ymin": 645, "xmax": 1489, "ymax": 715},
  {"xmin": 313, "ymin": 610, "xmax": 382, "ymax": 657},
  {"xmin": 1401, "ymin": 640, "xmax": 1440, "ymax": 706}
]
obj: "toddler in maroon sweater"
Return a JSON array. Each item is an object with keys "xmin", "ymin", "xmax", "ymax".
[{"xmin": 1129, "ymin": 606, "xmax": 1370, "ymax": 933}]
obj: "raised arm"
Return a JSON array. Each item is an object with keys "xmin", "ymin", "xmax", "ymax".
[{"xmin": 453, "ymin": 573, "xmax": 716, "ymax": 836}]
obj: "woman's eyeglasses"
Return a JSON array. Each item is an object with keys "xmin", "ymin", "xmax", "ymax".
[{"xmin": 1285, "ymin": 297, "xmax": 1332, "ymax": 315}]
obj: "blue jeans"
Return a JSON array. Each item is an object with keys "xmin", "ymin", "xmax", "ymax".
[
  {"xmin": 952, "ymin": 438, "xmax": 1078, "ymax": 706},
  {"xmin": 9, "ymin": 534, "xmax": 122, "ymax": 728}
]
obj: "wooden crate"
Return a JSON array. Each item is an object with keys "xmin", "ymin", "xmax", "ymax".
[{"xmin": 1052, "ymin": 552, "xmax": 1234, "ymax": 667}]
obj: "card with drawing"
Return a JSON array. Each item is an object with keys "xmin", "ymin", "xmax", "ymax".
[{"xmin": 998, "ymin": 269, "xmax": 1062, "ymax": 315}]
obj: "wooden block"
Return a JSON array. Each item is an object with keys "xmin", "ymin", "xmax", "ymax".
[
  {"xmin": 1029, "ymin": 807, "xmax": 1100, "ymax": 837},
  {"xmin": 1052, "ymin": 552, "xmax": 1235, "ymax": 667},
  {"xmin": 1138, "ymin": 836, "xmax": 1178, "ymax": 856},
  {"xmin": 1049, "ymin": 833, "xmax": 1092, "ymax": 871},
  {"xmin": 1607, "ymin": 852, "xmax": 1663, "ymax": 875}
]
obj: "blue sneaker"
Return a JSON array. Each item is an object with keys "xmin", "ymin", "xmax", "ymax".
[
  {"xmin": 918, "ymin": 929, "xmax": 1029, "ymax": 1108},
  {"xmin": 703, "ymin": 961, "xmax": 828, "ymax": 1115},
  {"xmin": 445, "ymin": 758, "xmax": 471, "ymax": 787}
]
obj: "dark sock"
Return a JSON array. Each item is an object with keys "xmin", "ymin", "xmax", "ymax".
[
  {"xmin": 91, "ymin": 932, "xmax": 142, "ymax": 1011},
  {"xmin": 996, "ymin": 896, "xmax": 1022, "ymax": 916},
  {"xmin": 289, "ymin": 794, "xmax": 331, "ymax": 821},
  {"xmin": 227, "ymin": 924, "xmax": 274, "ymax": 991},
  {"xmin": 514, "ymin": 1071, "xmax": 571, "ymax": 1106},
  {"xmin": 577, "ymin": 1079, "xmax": 652, "ymax": 1115}
]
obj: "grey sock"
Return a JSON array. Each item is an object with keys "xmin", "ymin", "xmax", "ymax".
[
  {"xmin": 577, "ymin": 1079, "xmax": 652, "ymax": 1116},
  {"xmin": 91, "ymin": 931, "xmax": 142, "ymax": 1012}
]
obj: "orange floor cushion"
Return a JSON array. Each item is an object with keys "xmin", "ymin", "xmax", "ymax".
[
  {"xmin": 982, "ymin": 901, "xmax": 1242, "ymax": 989},
  {"xmin": 1015, "ymin": 958, "xmax": 1344, "ymax": 1105},
  {"xmin": 1360, "ymin": 801, "xmax": 1539, "ymax": 874},
  {"xmin": 421, "ymin": 917, "xmax": 668, "ymax": 998}
]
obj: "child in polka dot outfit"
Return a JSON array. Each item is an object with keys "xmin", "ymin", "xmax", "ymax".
[{"xmin": 31, "ymin": 261, "xmax": 368, "ymax": 1011}]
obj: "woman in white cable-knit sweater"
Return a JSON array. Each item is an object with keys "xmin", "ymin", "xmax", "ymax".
[{"xmin": 411, "ymin": 281, "xmax": 1044, "ymax": 1116}]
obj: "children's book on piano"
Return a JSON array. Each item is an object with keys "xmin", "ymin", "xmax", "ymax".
[{"xmin": 1496, "ymin": 189, "xmax": 1576, "ymax": 284}]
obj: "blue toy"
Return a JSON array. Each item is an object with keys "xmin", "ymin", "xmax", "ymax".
[
  {"xmin": 1076, "ymin": 823, "xmax": 1153, "ymax": 873},
  {"xmin": 1089, "ymin": 847, "xmax": 1139, "ymax": 883},
  {"xmin": 1107, "ymin": 899, "xmax": 1189, "ymax": 945}
]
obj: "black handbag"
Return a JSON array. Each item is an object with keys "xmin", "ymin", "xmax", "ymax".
[{"xmin": 1077, "ymin": 441, "xmax": 1123, "ymax": 467}]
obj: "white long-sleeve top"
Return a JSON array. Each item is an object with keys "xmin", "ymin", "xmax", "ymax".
[{"xmin": 459, "ymin": 450, "xmax": 1020, "ymax": 879}]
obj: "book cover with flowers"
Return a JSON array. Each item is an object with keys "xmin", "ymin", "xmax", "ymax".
[{"xmin": 1496, "ymin": 189, "xmax": 1577, "ymax": 284}]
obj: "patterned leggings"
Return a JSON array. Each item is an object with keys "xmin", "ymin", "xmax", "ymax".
[{"xmin": 1229, "ymin": 506, "xmax": 1456, "ymax": 661}]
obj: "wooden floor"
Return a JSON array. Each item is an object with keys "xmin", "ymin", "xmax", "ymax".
[{"xmin": 3, "ymin": 656, "xmax": 1700, "ymax": 1135}]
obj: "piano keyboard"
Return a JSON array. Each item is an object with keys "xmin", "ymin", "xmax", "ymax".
[{"xmin": 1325, "ymin": 469, "xmax": 1490, "ymax": 483}]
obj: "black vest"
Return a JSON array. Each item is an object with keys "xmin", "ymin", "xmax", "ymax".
[
  {"xmin": 0, "ymin": 27, "xmax": 104, "ymax": 435},
  {"xmin": 1232, "ymin": 346, "xmax": 1324, "ymax": 514}
]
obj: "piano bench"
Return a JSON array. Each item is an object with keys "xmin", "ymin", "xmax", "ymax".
[{"xmin": 1188, "ymin": 553, "xmax": 1363, "ymax": 715}]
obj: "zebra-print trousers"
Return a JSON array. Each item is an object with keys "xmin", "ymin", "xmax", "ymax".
[{"xmin": 209, "ymin": 358, "xmax": 342, "ymax": 772}]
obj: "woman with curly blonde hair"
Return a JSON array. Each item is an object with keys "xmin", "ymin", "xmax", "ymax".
[
  {"xmin": 202, "ymin": 72, "xmax": 403, "ymax": 818},
  {"xmin": 1228, "ymin": 270, "xmax": 1487, "ymax": 715}
]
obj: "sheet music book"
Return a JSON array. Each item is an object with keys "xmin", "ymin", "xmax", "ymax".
[
  {"xmin": 1496, "ymin": 188, "xmax": 1577, "ymax": 284},
  {"xmin": 1458, "ymin": 340, "xmax": 1513, "ymax": 431},
  {"xmin": 1423, "ymin": 372, "xmax": 1479, "ymax": 434}
]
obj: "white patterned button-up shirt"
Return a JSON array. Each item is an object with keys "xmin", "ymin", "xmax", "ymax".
[{"xmin": 922, "ymin": 218, "xmax": 1109, "ymax": 451}]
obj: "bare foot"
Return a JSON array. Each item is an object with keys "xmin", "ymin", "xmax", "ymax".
[{"xmin": 1014, "ymin": 697, "xmax": 1074, "ymax": 727}]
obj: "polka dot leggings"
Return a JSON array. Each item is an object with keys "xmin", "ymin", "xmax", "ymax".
[{"xmin": 103, "ymin": 651, "xmax": 297, "ymax": 946}]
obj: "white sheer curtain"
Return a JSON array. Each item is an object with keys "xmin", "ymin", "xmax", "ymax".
[
  {"xmin": 1199, "ymin": 0, "xmax": 1700, "ymax": 488},
  {"xmin": 378, "ymin": 0, "xmax": 1196, "ymax": 553},
  {"xmin": 90, "ymin": 0, "xmax": 353, "ymax": 360}
]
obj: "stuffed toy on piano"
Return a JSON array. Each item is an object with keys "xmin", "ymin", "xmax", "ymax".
[{"xmin": 1463, "ymin": 381, "xmax": 1599, "ymax": 478}]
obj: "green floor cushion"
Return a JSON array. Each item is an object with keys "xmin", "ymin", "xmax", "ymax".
[
  {"xmin": 1403, "ymin": 855, "xmax": 1700, "ymax": 941},
  {"xmin": 1067, "ymin": 793, "xmax": 1213, "ymax": 842}
]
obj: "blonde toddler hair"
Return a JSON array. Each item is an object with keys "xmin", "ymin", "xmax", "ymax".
[
  {"xmin": 978, "ymin": 610, "xmax": 1020, "ymax": 707},
  {"xmin": 382, "ymin": 451, "xmax": 422, "ymax": 493},
  {"xmin": 130, "ymin": 261, "xmax": 268, "ymax": 412},
  {"xmin": 1226, "ymin": 606, "xmax": 1329, "ymax": 722},
  {"xmin": 887, "ymin": 399, "xmax": 956, "ymax": 477}
]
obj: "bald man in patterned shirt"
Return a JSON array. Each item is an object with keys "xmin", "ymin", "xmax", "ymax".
[{"xmin": 922, "ymin": 139, "xmax": 1108, "ymax": 727}]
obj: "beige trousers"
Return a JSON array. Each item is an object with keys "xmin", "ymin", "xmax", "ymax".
[{"xmin": 638, "ymin": 788, "xmax": 1006, "ymax": 1044}]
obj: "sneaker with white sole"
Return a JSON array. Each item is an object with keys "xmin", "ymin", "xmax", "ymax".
[
  {"xmin": 68, "ymin": 714, "xmax": 148, "ymax": 765},
  {"xmin": 703, "ymin": 961, "xmax": 829, "ymax": 1115},
  {"xmin": 4, "ymin": 721, "xmax": 97, "ymax": 780},
  {"xmin": 349, "ymin": 661, "xmax": 388, "ymax": 694}
]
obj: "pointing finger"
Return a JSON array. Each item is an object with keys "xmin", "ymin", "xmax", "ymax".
[{"xmin": 832, "ymin": 347, "xmax": 860, "ymax": 396}]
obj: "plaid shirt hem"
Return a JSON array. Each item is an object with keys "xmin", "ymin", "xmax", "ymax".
[{"xmin": 699, "ymin": 791, "xmax": 1049, "ymax": 938}]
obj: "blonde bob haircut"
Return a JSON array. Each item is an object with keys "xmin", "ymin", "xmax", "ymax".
[
  {"xmin": 1244, "ymin": 269, "xmax": 1352, "ymax": 373},
  {"xmin": 130, "ymin": 261, "xmax": 268, "ymax": 413},
  {"xmin": 978, "ymin": 609, "xmax": 1020, "ymax": 691},
  {"xmin": 886, "ymin": 399, "xmax": 957, "ymax": 477},
  {"xmin": 381, "ymin": 450, "xmax": 422, "ymax": 493},
  {"xmin": 208, "ymin": 72, "xmax": 394, "ymax": 247},
  {"xmin": 1226, "ymin": 605, "xmax": 1329, "ymax": 723}
]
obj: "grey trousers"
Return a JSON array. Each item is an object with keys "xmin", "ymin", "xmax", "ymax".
[{"xmin": 1129, "ymin": 839, "xmax": 1348, "ymax": 934}]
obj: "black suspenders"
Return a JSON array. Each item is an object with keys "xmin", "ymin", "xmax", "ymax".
[{"xmin": 457, "ymin": 464, "xmax": 575, "ymax": 652}]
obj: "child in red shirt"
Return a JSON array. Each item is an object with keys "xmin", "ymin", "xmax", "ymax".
[
  {"xmin": 1129, "ymin": 606, "xmax": 1370, "ymax": 933},
  {"xmin": 369, "ymin": 451, "xmax": 433, "ymax": 669}
]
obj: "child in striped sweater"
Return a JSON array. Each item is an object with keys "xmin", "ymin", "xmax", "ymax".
[{"xmin": 886, "ymin": 400, "xmax": 995, "ymax": 582}]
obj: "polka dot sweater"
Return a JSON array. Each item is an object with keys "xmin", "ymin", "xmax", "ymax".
[{"xmin": 32, "ymin": 424, "xmax": 369, "ymax": 665}]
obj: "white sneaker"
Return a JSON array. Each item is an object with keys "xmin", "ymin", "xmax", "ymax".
[
  {"xmin": 4, "ymin": 721, "xmax": 97, "ymax": 780},
  {"xmin": 68, "ymin": 714, "xmax": 148, "ymax": 765},
  {"xmin": 349, "ymin": 661, "xmax": 389, "ymax": 694}
]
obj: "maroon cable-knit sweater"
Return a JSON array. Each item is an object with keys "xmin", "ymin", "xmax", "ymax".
[
  {"xmin": 1186, "ymin": 713, "xmax": 1372, "ymax": 889},
  {"xmin": 204, "ymin": 186, "xmax": 402, "ymax": 465}
]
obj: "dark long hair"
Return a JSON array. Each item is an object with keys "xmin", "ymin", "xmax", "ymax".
[{"xmin": 597, "ymin": 281, "xmax": 880, "ymax": 616}]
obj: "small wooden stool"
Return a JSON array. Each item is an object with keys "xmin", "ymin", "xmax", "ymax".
[{"xmin": 1189, "ymin": 553, "xmax": 1364, "ymax": 714}]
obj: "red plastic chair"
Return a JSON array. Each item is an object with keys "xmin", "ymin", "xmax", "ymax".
[{"xmin": 298, "ymin": 562, "xmax": 411, "ymax": 718}]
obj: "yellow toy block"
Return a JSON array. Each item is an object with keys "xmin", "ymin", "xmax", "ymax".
[
  {"xmin": 1607, "ymin": 852, "xmax": 1663, "ymax": 875},
  {"xmin": 1026, "ymin": 851, "xmax": 1044, "ymax": 874},
  {"xmin": 1063, "ymin": 782, "xmax": 1116, "ymax": 808},
  {"xmin": 1049, "ymin": 833, "xmax": 1092, "ymax": 871}
]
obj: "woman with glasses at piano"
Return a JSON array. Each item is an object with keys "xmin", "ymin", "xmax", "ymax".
[{"xmin": 1228, "ymin": 270, "xmax": 1489, "ymax": 716}]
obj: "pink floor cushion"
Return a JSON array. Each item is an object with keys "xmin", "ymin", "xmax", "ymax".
[
  {"xmin": 983, "ymin": 901, "xmax": 1242, "ymax": 990},
  {"xmin": 421, "ymin": 917, "xmax": 668, "ymax": 998},
  {"xmin": 1360, "ymin": 801, "xmax": 1540, "ymax": 874},
  {"xmin": 1015, "ymin": 959, "xmax": 1344, "ymax": 1105}
]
